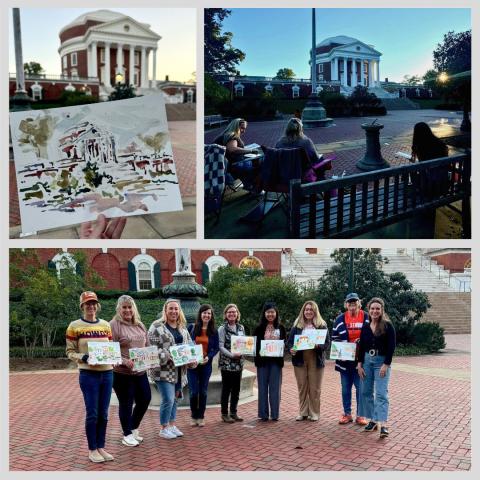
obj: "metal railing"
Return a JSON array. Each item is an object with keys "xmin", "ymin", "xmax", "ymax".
[
  {"xmin": 405, "ymin": 249, "xmax": 471, "ymax": 292},
  {"xmin": 10, "ymin": 72, "xmax": 100, "ymax": 83}
]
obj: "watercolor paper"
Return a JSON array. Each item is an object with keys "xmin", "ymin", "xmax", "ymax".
[
  {"xmin": 260, "ymin": 339, "xmax": 284, "ymax": 357},
  {"xmin": 231, "ymin": 335, "xmax": 256, "ymax": 355},
  {"xmin": 329, "ymin": 341, "xmax": 357, "ymax": 361},
  {"xmin": 87, "ymin": 341, "xmax": 122, "ymax": 365},
  {"xmin": 129, "ymin": 345, "xmax": 160, "ymax": 372},
  {"xmin": 10, "ymin": 95, "xmax": 183, "ymax": 233}
]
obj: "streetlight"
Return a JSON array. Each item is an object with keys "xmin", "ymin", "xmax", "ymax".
[
  {"xmin": 348, "ymin": 249, "xmax": 355, "ymax": 293},
  {"xmin": 228, "ymin": 76, "xmax": 235, "ymax": 101},
  {"xmin": 438, "ymin": 71, "xmax": 471, "ymax": 132},
  {"xmin": 438, "ymin": 72, "xmax": 448, "ymax": 83},
  {"xmin": 115, "ymin": 72, "xmax": 124, "ymax": 85}
]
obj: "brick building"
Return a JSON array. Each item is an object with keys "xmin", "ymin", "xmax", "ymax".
[{"xmin": 26, "ymin": 249, "xmax": 281, "ymax": 292}]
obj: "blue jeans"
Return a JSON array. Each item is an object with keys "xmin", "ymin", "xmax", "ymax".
[
  {"xmin": 257, "ymin": 362, "xmax": 282, "ymax": 420},
  {"xmin": 156, "ymin": 380, "xmax": 178, "ymax": 426},
  {"xmin": 113, "ymin": 372, "xmax": 152, "ymax": 436},
  {"xmin": 78, "ymin": 369, "xmax": 113, "ymax": 450},
  {"xmin": 359, "ymin": 354, "xmax": 391, "ymax": 422},
  {"xmin": 340, "ymin": 369, "xmax": 361, "ymax": 416},
  {"xmin": 187, "ymin": 362, "xmax": 212, "ymax": 419}
]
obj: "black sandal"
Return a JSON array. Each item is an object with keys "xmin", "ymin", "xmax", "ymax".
[
  {"xmin": 364, "ymin": 421, "xmax": 378, "ymax": 432},
  {"xmin": 380, "ymin": 426, "xmax": 389, "ymax": 438}
]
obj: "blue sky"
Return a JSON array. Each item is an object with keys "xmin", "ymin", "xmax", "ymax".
[
  {"xmin": 8, "ymin": 8, "xmax": 196, "ymax": 82},
  {"xmin": 221, "ymin": 8, "xmax": 471, "ymax": 82}
]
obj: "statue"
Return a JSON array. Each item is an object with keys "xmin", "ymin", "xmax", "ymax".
[{"xmin": 175, "ymin": 248, "xmax": 191, "ymax": 274}]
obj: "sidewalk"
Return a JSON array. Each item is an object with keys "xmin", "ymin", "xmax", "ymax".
[{"xmin": 9, "ymin": 335, "xmax": 470, "ymax": 471}]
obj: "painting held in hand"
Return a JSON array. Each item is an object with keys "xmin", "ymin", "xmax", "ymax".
[{"xmin": 10, "ymin": 95, "xmax": 183, "ymax": 233}]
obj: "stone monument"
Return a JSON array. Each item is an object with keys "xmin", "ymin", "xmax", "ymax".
[{"xmin": 356, "ymin": 121, "xmax": 390, "ymax": 171}]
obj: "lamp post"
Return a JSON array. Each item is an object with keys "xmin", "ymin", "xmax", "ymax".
[
  {"xmin": 348, "ymin": 249, "xmax": 354, "ymax": 293},
  {"xmin": 115, "ymin": 72, "xmax": 124, "ymax": 85},
  {"xmin": 228, "ymin": 76, "xmax": 235, "ymax": 101}
]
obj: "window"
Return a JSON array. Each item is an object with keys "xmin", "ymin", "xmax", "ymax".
[
  {"xmin": 292, "ymin": 85, "xmax": 300, "ymax": 98},
  {"xmin": 204, "ymin": 255, "xmax": 228, "ymax": 281},
  {"xmin": 52, "ymin": 252, "xmax": 77, "ymax": 278},
  {"xmin": 31, "ymin": 83, "xmax": 43, "ymax": 101},
  {"xmin": 234, "ymin": 83, "xmax": 244, "ymax": 97},
  {"xmin": 71, "ymin": 52, "xmax": 77, "ymax": 66},
  {"xmin": 138, "ymin": 262, "xmax": 153, "ymax": 290},
  {"xmin": 318, "ymin": 75, "xmax": 324, "ymax": 82},
  {"xmin": 62, "ymin": 56, "xmax": 67, "ymax": 69},
  {"xmin": 265, "ymin": 84, "xmax": 273, "ymax": 93},
  {"xmin": 319, "ymin": 64, "xmax": 324, "ymax": 73},
  {"xmin": 186, "ymin": 89, "xmax": 194, "ymax": 103},
  {"xmin": 71, "ymin": 68, "xmax": 78, "ymax": 79}
]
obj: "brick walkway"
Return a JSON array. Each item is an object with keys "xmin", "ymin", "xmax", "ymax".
[
  {"xmin": 9, "ymin": 118, "xmax": 196, "ymax": 238},
  {"xmin": 9, "ymin": 335, "xmax": 470, "ymax": 471}
]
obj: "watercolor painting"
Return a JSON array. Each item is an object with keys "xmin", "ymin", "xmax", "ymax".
[
  {"xmin": 260, "ymin": 340, "xmax": 284, "ymax": 357},
  {"xmin": 329, "ymin": 341, "xmax": 357, "ymax": 361},
  {"xmin": 129, "ymin": 345, "xmax": 160, "ymax": 372},
  {"xmin": 87, "ymin": 341, "xmax": 122, "ymax": 365},
  {"xmin": 10, "ymin": 95, "xmax": 183, "ymax": 233},
  {"xmin": 231, "ymin": 335, "xmax": 256, "ymax": 355}
]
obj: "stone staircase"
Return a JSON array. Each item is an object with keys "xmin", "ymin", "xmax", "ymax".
[
  {"xmin": 422, "ymin": 292, "xmax": 471, "ymax": 334},
  {"xmin": 381, "ymin": 97, "xmax": 420, "ymax": 110}
]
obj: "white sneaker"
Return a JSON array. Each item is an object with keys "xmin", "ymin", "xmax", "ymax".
[
  {"xmin": 132, "ymin": 429, "xmax": 143, "ymax": 442},
  {"xmin": 159, "ymin": 428, "xmax": 176, "ymax": 439},
  {"xmin": 122, "ymin": 434, "xmax": 139, "ymax": 447},
  {"xmin": 168, "ymin": 425, "xmax": 184, "ymax": 437}
]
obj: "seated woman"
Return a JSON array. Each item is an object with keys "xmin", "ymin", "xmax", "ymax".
[
  {"xmin": 411, "ymin": 122, "xmax": 449, "ymax": 198},
  {"xmin": 213, "ymin": 118, "xmax": 259, "ymax": 191},
  {"xmin": 275, "ymin": 118, "xmax": 329, "ymax": 181}
]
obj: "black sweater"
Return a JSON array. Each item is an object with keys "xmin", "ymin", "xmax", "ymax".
[
  {"xmin": 358, "ymin": 319, "xmax": 396, "ymax": 365},
  {"xmin": 253, "ymin": 324, "xmax": 286, "ymax": 368}
]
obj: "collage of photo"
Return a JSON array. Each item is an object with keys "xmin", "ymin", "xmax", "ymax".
[{"xmin": 4, "ymin": 2, "xmax": 473, "ymax": 475}]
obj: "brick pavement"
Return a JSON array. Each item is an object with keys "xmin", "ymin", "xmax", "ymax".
[
  {"xmin": 9, "ymin": 117, "xmax": 196, "ymax": 238},
  {"xmin": 9, "ymin": 335, "xmax": 470, "ymax": 471}
]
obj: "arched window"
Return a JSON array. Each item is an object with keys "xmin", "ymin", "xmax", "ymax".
[
  {"xmin": 239, "ymin": 256, "xmax": 263, "ymax": 270},
  {"xmin": 186, "ymin": 88, "xmax": 194, "ymax": 103},
  {"xmin": 204, "ymin": 255, "xmax": 229, "ymax": 281},
  {"xmin": 71, "ymin": 52, "xmax": 78, "ymax": 66},
  {"xmin": 65, "ymin": 83, "xmax": 76, "ymax": 92},
  {"xmin": 31, "ymin": 82, "xmax": 43, "ymax": 101},
  {"xmin": 138, "ymin": 262, "xmax": 153, "ymax": 290},
  {"xmin": 265, "ymin": 83, "xmax": 273, "ymax": 93},
  {"xmin": 292, "ymin": 85, "xmax": 300, "ymax": 98},
  {"xmin": 234, "ymin": 83, "xmax": 244, "ymax": 97},
  {"xmin": 51, "ymin": 252, "xmax": 77, "ymax": 278},
  {"xmin": 130, "ymin": 253, "xmax": 158, "ymax": 291}
]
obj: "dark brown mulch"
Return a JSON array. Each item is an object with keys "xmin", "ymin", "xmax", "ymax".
[{"xmin": 9, "ymin": 358, "xmax": 76, "ymax": 372}]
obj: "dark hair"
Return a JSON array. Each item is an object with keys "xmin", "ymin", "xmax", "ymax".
[
  {"xmin": 411, "ymin": 122, "xmax": 448, "ymax": 162},
  {"xmin": 258, "ymin": 301, "xmax": 280, "ymax": 329},
  {"xmin": 367, "ymin": 297, "xmax": 388, "ymax": 335},
  {"xmin": 193, "ymin": 304, "xmax": 217, "ymax": 337}
]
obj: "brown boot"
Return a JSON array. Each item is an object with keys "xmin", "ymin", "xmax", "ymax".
[
  {"xmin": 221, "ymin": 414, "xmax": 235, "ymax": 423},
  {"xmin": 230, "ymin": 413, "xmax": 243, "ymax": 422}
]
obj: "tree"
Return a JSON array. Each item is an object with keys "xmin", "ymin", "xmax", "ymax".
[
  {"xmin": 205, "ymin": 73, "xmax": 230, "ymax": 114},
  {"xmin": 313, "ymin": 249, "xmax": 431, "ymax": 345},
  {"xmin": 109, "ymin": 83, "xmax": 136, "ymax": 101},
  {"xmin": 23, "ymin": 61, "xmax": 44, "ymax": 76},
  {"xmin": 204, "ymin": 9, "xmax": 245, "ymax": 74},
  {"xmin": 275, "ymin": 68, "xmax": 295, "ymax": 80},
  {"xmin": 402, "ymin": 74, "xmax": 421, "ymax": 85},
  {"xmin": 432, "ymin": 30, "xmax": 471, "ymax": 131},
  {"xmin": 422, "ymin": 69, "xmax": 439, "ymax": 85}
]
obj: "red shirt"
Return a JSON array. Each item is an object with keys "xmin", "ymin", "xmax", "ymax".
[{"xmin": 344, "ymin": 310, "xmax": 364, "ymax": 343}]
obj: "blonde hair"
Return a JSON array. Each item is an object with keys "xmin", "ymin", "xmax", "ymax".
[
  {"xmin": 283, "ymin": 117, "xmax": 305, "ymax": 143},
  {"xmin": 161, "ymin": 298, "xmax": 187, "ymax": 329},
  {"xmin": 112, "ymin": 295, "xmax": 141, "ymax": 325},
  {"xmin": 222, "ymin": 118, "xmax": 247, "ymax": 145},
  {"xmin": 344, "ymin": 298, "xmax": 362, "ymax": 310},
  {"xmin": 293, "ymin": 300, "xmax": 327, "ymax": 329},
  {"xmin": 223, "ymin": 303, "xmax": 241, "ymax": 323}
]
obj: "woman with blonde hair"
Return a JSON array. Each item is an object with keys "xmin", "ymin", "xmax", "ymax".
[
  {"xmin": 218, "ymin": 303, "xmax": 246, "ymax": 423},
  {"xmin": 147, "ymin": 299, "xmax": 196, "ymax": 439},
  {"xmin": 110, "ymin": 295, "xmax": 151, "ymax": 447},
  {"xmin": 286, "ymin": 300, "xmax": 331, "ymax": 421},
  {"xmin": 357, "ymin": 297, "xmax": 396, "ymax": 438}
]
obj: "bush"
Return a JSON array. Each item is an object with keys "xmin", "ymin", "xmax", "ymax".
[
  {"xmin": 435, "ymin": 103, "xmax": 463, "ymax": 111},
  {"xmin": 10, "ymin": 346, "xmax": 66, "ymax": 358},
  {"xmin": 394, "ymin": 345, "xmax": 432, "ymax": 356},
  {"xmin": 205, "ymin": 73, "xmax": 230, "ymax": 115},
  {"xmin": 217, "ymin": 95, "xmax": 277, "ymax": 121},
  {"xmin": 412, "ymin": 322, "xmax": 446, "ymax": 352}
]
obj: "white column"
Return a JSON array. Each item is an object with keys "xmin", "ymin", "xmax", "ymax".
[
  {"xmin": 360, "ymin": 58, "xmax": 365, "ymax": 86},
  {"xmin": 104, "ymin": 42, "xmax": 111, "ymax": 87},
  {"xmin": 116, "ymin": 43, "xmax": 124, "ymax": 77},
  {"xmin": 141, "ymin": 46, "xmax": 147, "ymax": 88},
  {"xmin": 376, "ymin": 59, "xmax": 380, "ymax": 86},
  {"xmin": 342, "ymin": 58, "xmax": 347, "ymax": 86},
  {"xmin": 369, "ymin": 60, "xmax": 374, "ymax": 87},
  {"xmin": 351, "ymin": 59, "xmax": 357, "ymax": 87},
  {"xmin": 331, "ymin": 57, "xmax": 338, "ymax": 81},
  {"xmin": 91, "ymin": 41, "xmax": 98, "ymax": 79},
  {"xmin": 129, "ymin": 45, "xmax": 135, "ymax": 86},
  {"xmin": 87, "ymin": 44, "xmax": 92, "ymax": 77},
  {"xmin": 152, "ymin": 48, "xmax": 157, "ymax": 86}
]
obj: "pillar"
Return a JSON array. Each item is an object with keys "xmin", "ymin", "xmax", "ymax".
[
  {"xmin": 116, "ymin": 43, "xmax": 124, "ymax": 78},
  {"xmin": 376, "ymin": 60, "xmax": 380, "ymax": 86},
  {"xmin": 91, "ymin": 41, "xmax": 97, "ymax": 79},
  {"xmin": 332, "ymin": 57, "xmax": 338, "ymax": 81},
  {"xmin": 342, "ymin": 58, "xmax": 347, "ymax": 86},
  {"xmin": 141, "ymin": 46, "xmax": 147, "ymax": 88},
  {"xmin": 360, "ymin": 58, "xmax": 365, "ymax": 86},
  {"xmin": 351, "ymin": 59, "xmax": 357, "ymax": 87},
  {"xmin": 104, "ymin": 42, "xmax": 111, "ymax": 87},
  {"xmin": 152, "ymin": 48, "xmax": 157, "ymax": 86},
  {"xmin": 129, "ymin": 45, "xmax": 135, "ymax": 86},
  {"xmin": 369, "ymin": 60, "xmax": 374, "ymax": 87}
]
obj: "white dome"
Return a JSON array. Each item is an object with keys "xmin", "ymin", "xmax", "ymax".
[{"xmin": 316, "ymin": 35, "xmax": 361, "ymax": 47}]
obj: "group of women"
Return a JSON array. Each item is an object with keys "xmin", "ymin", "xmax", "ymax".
[{"xmin": 66, "ymin": 293, "xmax": 396, "ymax": 463}]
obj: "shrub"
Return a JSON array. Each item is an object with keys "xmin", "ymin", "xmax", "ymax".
[
  {"xmin": 217, "ymin": 96, "xmax": 277, "ymax": 121},
  {"xmin": 10, "ymin": 346, "xmax": 66, "ymax": 358},
  {"xmin": 412, "ymin": 322, "xmax": 446, "ymax": 352}
]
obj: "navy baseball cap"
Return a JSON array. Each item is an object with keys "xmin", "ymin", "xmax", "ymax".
[{"xmin": 345, "ymin": 292, "xmax": 360, "ymax": 302}]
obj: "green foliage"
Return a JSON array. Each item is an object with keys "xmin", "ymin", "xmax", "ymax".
[
  {"xmin": 394, "ymin": 345, "xmax": 432, "ymax": 356},
  {"xmin": 274, "ymin": 98, "xmax": 308, "ymax": 114},
  {"xmin": 205, "ymin": 73, "xmax": 230, "ymax": 115},
  {"xmin": 59, "ymin": 91, "xmax": 98, "ymax": 106},
  {"xmin": 313, "ymin": 250, "xmax": 431, "ymax": 340},
  {"xmin": 217, "ymin": 95, "xmax": 277, "ymax": 121},
  {"xmin": 24, "ymin": 61, "xmax": 44, "ymax": 75},
  {"xmin": 109, "ymin": 83, "xmax": 136, "ymax": 101},
  {"xmin": 411, "ymin": 322, "xmax": 446, "ymax": 352},
  {"xmin": 348, "ymin": 86, "xmax": 386, "ymax": 116},
  {"xmin": 423, "ymin": 69, "xmax": 439, "ymax": 85},
  {"xmin": 204, "ymin": 9, "xmax": 245, "ymax": 75},
  {"xmin": 10, "ymin": 346, "xmax": 66, "ymax": 358},
  {"xmin": 275, "ymin": 68, "xmax": 296, "ymax": 80},
  {"xmin": 402, "ymin": 74, "xmax": 422, "ymax": 85}
]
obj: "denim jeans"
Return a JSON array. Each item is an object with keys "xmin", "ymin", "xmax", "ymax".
[
  {"xmin": 257, "ymin": 362, "xmax": 282, "ymax": 420},
  {"xmin": 358, "ymin": 354, "xmax": 391, "ymax": 422},
  {"xmin": 187, "ymin": 362, "xmax": 213, "ymax": 419},
  {"xmin": 156, "ymin": 380, "xmax": 178, "ymax": 426},
  {"xmin": 113, "ymin": 372, "xmax": 152, "ymax": 436},
  {"xmin": 340, "ymin": 368, "xmax": 361, "ymax": 416},
  {"xmin": 78, "ymin": 369, "xmax": 113, "ymax": 450}
]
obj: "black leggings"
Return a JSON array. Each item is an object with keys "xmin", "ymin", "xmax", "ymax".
[{"xmin": 220, "ymin": 370, "xmax": 242, "ymax": 415}]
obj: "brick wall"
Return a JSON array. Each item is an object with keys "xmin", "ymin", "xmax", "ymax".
[{"xmin": 431, "ymin": 253, "xmax": 471, "ymax": 273}]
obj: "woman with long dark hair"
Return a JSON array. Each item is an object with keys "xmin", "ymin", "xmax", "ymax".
[
  {"xmin": 357, "ymin": 297, "xmax": 396, "ymax": 438},
  {"xmin": 187, "ymin": 304, "xmax": 220, "ymax": 426},
  {"xmin": 253, "ymin": 301, "xmax": 286, "ymax": 421}
]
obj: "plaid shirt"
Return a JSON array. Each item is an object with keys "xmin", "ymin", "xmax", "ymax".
[{"xmin": 147, "ymin": 319, "xmax": 192, "ymax": 386}]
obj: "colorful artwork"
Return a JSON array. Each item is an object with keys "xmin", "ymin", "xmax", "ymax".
[
  {"xmin": 260, "ymin": 340, "xmax": 284, "ymax": 357},
  {"xmin": 10, "ymin": 95, "xmax": 183, "ymax": 233},
  {"xmin": 293, "ymin": 335, "xmax": 315, "ymax": 351},
  {"xmin": 307, "ymin": 329, "xmax": 328, "ymax": 345},
  {"xmin": 329, "ymin": 341, "xmax": 357, "ymax": 361},
  {"xmin": 87, "ymin": 341, "xmax": 122, "ymax": 365},
  {"xmin": 231, "ymin": 335, "xmax": 256, "ymax": 355},
  {"xmin": 169, "ymin": 344, "xmax": 202, "ymax": 367},
  {"xmin": 129, "ymin": 345, "xmax": 160, "ymax": 372}
]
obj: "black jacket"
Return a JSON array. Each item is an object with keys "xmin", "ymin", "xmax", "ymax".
[
  {"xmin": 253, "ymin": 324, "xmax": 286, "ymax": 368},
  {"xmin": 286, "ymin": 325, "xmax": 331, "ymax": 368}
]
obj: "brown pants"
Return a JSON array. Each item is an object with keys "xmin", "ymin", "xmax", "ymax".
[{"xmin": 293, "ymin": 349, "xmax": 325, "ymax": 417}]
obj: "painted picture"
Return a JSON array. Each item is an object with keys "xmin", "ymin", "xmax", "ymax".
[
  {"xmin": 10, "ymin": 95, "xmax": 183, "ymax": 233},
  {"xmin": 169, "ymin": 344, "xmax": 202, "ymax": 367},
  {"xmin": 293, "ymin": 334, "xmax": 315, "ymax": 351},
  {"xmin": 87, "ymin": 341, "xmax": 122, "ymax": 365},
  {"xmin": 260, "ymin": 339, "xmax": 284, "ymax": 357},
  {"xmin": 231, "ymin": 335, "xmax": 256, "ymax": 355},
  {"xmin": 129, "ymin": 345, "xmax": 160, "ymax": 372},
  {"xmin": 329, "ymin": 341, "xmax": 357, "ymax": 361}
]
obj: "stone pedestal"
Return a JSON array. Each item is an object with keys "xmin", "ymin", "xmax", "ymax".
[
  {"xmin": 356, "ymin": 123, "xmax": 389, "ymax": 171},
  {"xmin": 301, "ymin": 94, "xmax": 333, "ymax": 128}
]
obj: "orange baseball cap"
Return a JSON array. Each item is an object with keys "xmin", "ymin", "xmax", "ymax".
[{"xmin": 79, "ymin": 291, "xmax": 99, "ymax": 307}]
